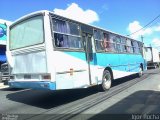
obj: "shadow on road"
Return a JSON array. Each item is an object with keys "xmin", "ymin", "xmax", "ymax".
[
  {"xmin": 6, "ymin": 86, "xmax": 99, "ymax": 109},
  {"xmin": 112, "ymin": 74, "xmax": 138, "ymax": 87},
  {"xmin": 0, "ymin": 87, "xmax": 25, "ymax": 91},
  {"xmin": 5, "ymin": 75, "xmax": 138, "ymax": 110},
  {"xmin": 88, "ymin": 90, "xmax": 160, "ymax": 120}
]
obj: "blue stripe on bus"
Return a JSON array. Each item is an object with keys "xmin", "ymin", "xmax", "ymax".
[
  {"xmin": 8, "ymin": 81, "xmax": 56, "ymax": 90},
  {"xmin": 64, "ymin": 51, "xmax": 145, "ymax": 72}
]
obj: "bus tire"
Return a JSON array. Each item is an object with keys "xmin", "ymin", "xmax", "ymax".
[{"xmin": 100, "ymin": 70, "xmax": 112, "ymax": 91}]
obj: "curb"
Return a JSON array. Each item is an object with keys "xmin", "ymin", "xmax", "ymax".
[{"xmin": 0, "ymin": 83, "xmax": 9, "ymax": 89}]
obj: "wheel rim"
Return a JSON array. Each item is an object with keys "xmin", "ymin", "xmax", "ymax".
[{"xmin": 103, "ymin": 72, "xmax": 111, "ymax": 90}]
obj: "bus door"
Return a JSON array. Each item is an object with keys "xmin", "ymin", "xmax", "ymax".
[{"xmin": 82, "ymin": 32, "xmax": 97, "ymax": 85}]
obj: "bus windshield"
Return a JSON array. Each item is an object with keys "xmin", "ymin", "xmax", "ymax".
[{"xmin": 10, "ymin": 15, "xmax": 44, "ymax": 50}]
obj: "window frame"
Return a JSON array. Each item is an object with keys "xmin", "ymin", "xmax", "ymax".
[
  {"xmin": 109, "ymin": 34, "xmax": 117, "ymax": 53},
  {"xmin": 93, "ymin": 29, "xmax": 143, "ymax": 55},
  {"xmin": 137, "ymin": 41, "xmax": 143, "ymax": 54},
  {"xmin": 114, "ymin": 36, "xmax": 122, "ymax": 53},
  {"xmin": 120, "ymin": 37, "xmax": 127, "ymax": 53},
  {"xmin": 131, "ymin": 40, "xmax": 140, "ymax": 54},
  {"xmin": 51, "ymin": 16, "xmax": 83, "ymax": 51},
  {"xmin": 94, "ymin": 29, "xmax": 117, "ymax": 53},
  {"xmin": 94, "ymin": 29, "xmax": 104, "ymax": 52}
]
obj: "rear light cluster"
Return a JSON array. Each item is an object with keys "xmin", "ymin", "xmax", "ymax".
[
  {"xmin": 42, "ymin": 74, "xmax": 51, "ymax": 80},
  {"xmin": 9, "ymin": 74, "xmax": 51, "ymax": 81},
  {"xmin": 10, "ymin": 75, "xmax": 15, "ymax": 79}
]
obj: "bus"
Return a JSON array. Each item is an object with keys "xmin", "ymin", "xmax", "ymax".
[{"xmin": 7, "ymin": 10, "xmax": 147, "ymax": 91}]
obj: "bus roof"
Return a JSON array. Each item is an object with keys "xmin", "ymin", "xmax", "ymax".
[
  {"xmin": 11, "ymin": 10, "xmax": 142, "ymax": 43},
  {"xmin": 0, "ymin": 19, "xmax": 12, "ymax": 25}
]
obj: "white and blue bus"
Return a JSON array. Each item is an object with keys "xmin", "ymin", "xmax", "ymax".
[{"xmin": 7, "ymin": 10, "xmax": 146, "ymax": 91}]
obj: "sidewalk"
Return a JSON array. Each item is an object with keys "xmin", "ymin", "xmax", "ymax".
[{"xmin": 0, "ymin": 82, "xmax": 9, "ymax": 89}]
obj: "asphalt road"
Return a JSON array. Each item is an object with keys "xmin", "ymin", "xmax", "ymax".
[{"xmin": 0, "ymin": 69, "xmax": 160, "ymax": 120}]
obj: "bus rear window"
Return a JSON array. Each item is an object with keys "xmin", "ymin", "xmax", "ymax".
[{"xmin": 10, "ymin": 15, "xmax": 44, "ymax": 50}]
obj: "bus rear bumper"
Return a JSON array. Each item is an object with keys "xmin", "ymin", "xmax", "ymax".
[{"xmin": 8, "ymin": 81, "xmax": 56, "ymax": 90}]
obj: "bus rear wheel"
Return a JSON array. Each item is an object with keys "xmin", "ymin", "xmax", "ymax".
[{"xmin": 101, "ymin": 70, "xmax": 112, "ymax": 91}]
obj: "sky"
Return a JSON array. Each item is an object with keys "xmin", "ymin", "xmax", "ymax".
[{"xmin": 0, "ymin": 0, "xmax": 160, "ymax": 50}]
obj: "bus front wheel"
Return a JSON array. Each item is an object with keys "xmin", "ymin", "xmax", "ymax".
[{"xmin": 101, "ymin": 70, "xmax": 112, "ymax": 91}]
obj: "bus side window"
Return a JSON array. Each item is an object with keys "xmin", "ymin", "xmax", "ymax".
[
  {"xmin": 115, "ymin": 36, "xmax": 121, "ymax": 52},
  {"xmin": 109, "ymin": 34, "xmax": 116, "ymax": 52},
  {"xmin": 126, "ymin": 39, "xmax": 132, "ymax": 53},
  {"xmin": 68, "ymin": 22, "xmax": 80, "ymax": 36},
  {"xmin": 132, "ymin": 41, "xmax": 139, "ymax": 54},
  {"xmin": 68, "ymin": 36, "xmax": 81, "ymax": 48},
  {"xmin": 138, "ymin": 42, "xmax": 143, "ymax": 54},
  {"xmin": 53, "ymin": 19, "xmax": 67, "ymax": 33},
  {"xmin": 94, "ymin": 30, "xmax": 103, "ymax": 51},
  {"xmin": 101, "ymin": 33, "xmax": 110, "ymax": 52},
  {"xmin": 54, "ymin": 33, "xmax": 69, "ymax": 47},
  {"xmin": 121, "ymin": 37, "xmax": 127, "ymax": 53},
  {"xmin": 124, "ymin": 45, "xmax": 127, "ymax": 52},
  {"xmin": 130, "ymin": 40, "xmax": 134, "ymax": 53},
  {"xmin": 54, "ymin": 33, "xmax": 63, "ymax": 47},
  {"xmin": 94, "ymin": 30, "xmax": 112, "ymax": 52},
  {"xmin": 53, "ymin": 18, "xmax": 82, "ymax": 49}
]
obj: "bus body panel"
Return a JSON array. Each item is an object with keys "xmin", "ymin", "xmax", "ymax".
[
  {"xmin": 94, "ymin": 53, "xmax": 143, "ymax": 79},
  {"xmin": 9, "ymin": 50, "xmax": 97, "ymax": 90},
  {"xmin": 63, "ymin": 52, "xmax": 144, "ymax": 82},
  {"xmin": 11, "ymin": 50, "xmax": 47, "ymax": 74},
  {"xmin": 49, "ymin": 51, "xmax": 95, "ymax": 90},
  {"xmin": 9, "ymin": 81, "xmax": 56, "ymax": 90}
]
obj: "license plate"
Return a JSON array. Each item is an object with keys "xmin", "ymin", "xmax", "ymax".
[{"xmin": 24, "ymin": 75, "xmax": 31, "ymax": 79}]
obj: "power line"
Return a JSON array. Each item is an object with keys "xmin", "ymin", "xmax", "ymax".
[
  {"xmin": 146, "ymin": 17, "xmax": 160, "ymax": 28},
  {"xmin": 127, "ymin": 14, "xmax": 160, "ymax": 36}
]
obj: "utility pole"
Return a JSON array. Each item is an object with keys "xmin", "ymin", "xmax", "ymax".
[
  {"xmin": 141, "ymin": 35, "xmax": 144, "ymax": 44},
  {"xmin": 149, "ymin": 44, "xmax": 152, "ymax": 47},
  {"xmin": 141, "ymin": 35, "xmax": 144, "ymax": 57}
]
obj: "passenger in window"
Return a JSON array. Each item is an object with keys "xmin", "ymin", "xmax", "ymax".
[
  {"xmin": 59, "ymin": 35, "xmax": 64, "ymax": 47},
  {"xmin": 54, "ymin": 33, "xmax": 64, "ymax": 47},
  {"xmin": 62, "ymin": 35, "xmax": 68, "ymax": 48},
  {"xmin": 54, "ymin": 33, "xmax": 58, "ymax": 47},
  {"xmin": 101, "ymin": 33, "xmax": 110, "ymax": 52},
  {"xmin": 124, "ymin": 45, "xmax": 127, "ymax": 52},
  {"xmin": 127, "ymin": 46, "xmax": 130, "ymax": 53}
]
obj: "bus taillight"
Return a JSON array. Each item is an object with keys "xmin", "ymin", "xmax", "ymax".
[{"xmin": 42, "ymin": 74, "xmax": 51, "ymax": 80}]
